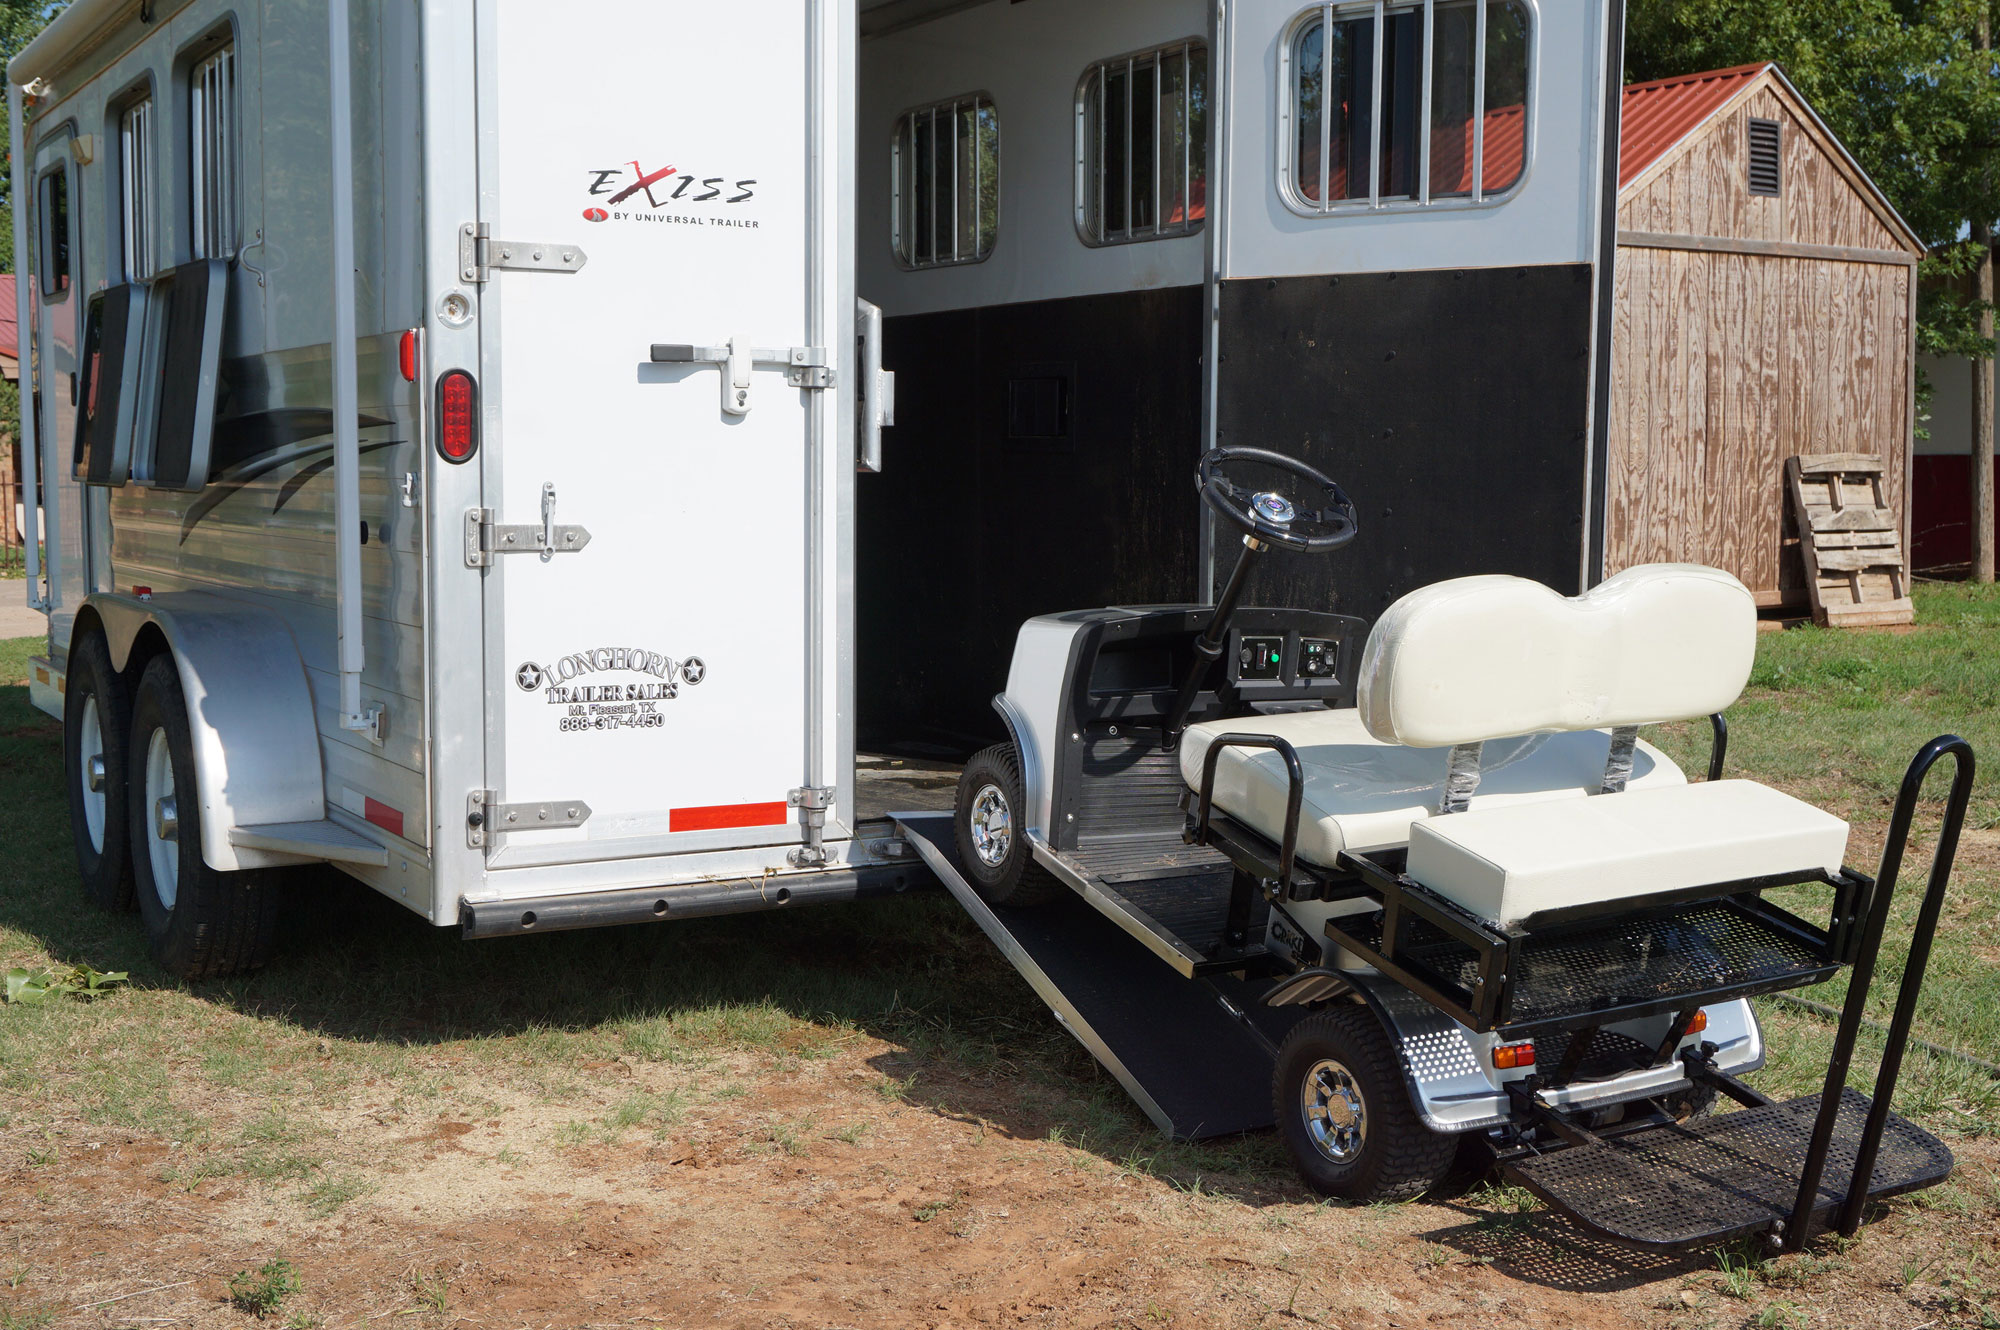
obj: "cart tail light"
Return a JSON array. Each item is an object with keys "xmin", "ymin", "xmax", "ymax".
[
  {"xmin": 436, "ymin": 369, "xmax": 478, "ymax": 464},
  {"xmin": 1492, "ymin": 1041, "xmax": 1535, "ymax": 1070},
  {"xmin": 1688, "ymin": 1009, "xmax": 1708, "ymax": 1035}
]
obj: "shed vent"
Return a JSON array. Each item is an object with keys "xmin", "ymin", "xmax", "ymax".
[{"xmin": 1747, "ymin": 118, "xmax": 1782, "ymax": 196}]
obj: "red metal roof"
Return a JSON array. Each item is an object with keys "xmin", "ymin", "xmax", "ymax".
[{"xmin": 1619, "ymin": 62, "xmax": 1772, "ymax": 189}]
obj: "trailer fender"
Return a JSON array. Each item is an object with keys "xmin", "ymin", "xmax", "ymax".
[
  {"xmin": 87, "ymin": 591, "xmax": 326, "ymax": 872},
  {"xmin": 1338, "ymin": 972, "xmax": 1511, "ymax": 1135}
]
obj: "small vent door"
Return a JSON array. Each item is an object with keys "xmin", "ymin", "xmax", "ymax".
[{"xmin": 1747, "ymin": 118, "xmax": 1782, "ymax": 197}]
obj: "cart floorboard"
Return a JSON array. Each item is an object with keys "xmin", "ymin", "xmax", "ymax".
[
  {"xmin": 896, "ymin": 813, "xmax": 1294, "ymax": 1140},
  {"xmin": 1505, "ymin": 1088, "xmax": 1953, "ymax": 1250}
]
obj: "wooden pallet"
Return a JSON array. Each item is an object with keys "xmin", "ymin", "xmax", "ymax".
[{"xmin": 1785, "ymin": 453, "xmax": 1913, "ymax": 628}]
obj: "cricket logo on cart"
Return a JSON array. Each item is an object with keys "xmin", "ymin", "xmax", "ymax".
[{"xmin": 515, "ymin": 647, "xmax": 706, "ymax": 734}]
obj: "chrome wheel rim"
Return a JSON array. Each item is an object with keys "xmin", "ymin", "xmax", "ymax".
[
  {"xmin": 143, "ymin": 727, "xmax": 180, "ymax": 911},
  {"xmin": 967, "ymin": 783, "xmax": 1012, "ymax": 868},
  {"xmin": 1301, "ymin": 1058, "xmax": 1367, "ymax": 1164},
  {"xmin": 78, "ymin": 696, "xmax": 107, "ymax": 853}
]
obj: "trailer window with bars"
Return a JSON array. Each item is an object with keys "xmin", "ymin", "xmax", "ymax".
[
  {"xmin": 120, "ymin": 96, "xmax": 157, "ymax": 281},
  {"xmin": 1284, "ymin": 0, "xmax": 1530, "ymax": 214},
  {"xmin": 1076, "ymin": 41, "xmax": 1209, "ymax": 246},
  {"xmin": 35, "ymin": 166, "xmax": 70, "ymax": 300},
  {"xmin": 891, "ymin": 93, "xmax": 999, "ymax": 269},
  {"xmin": 190, "ymin": 43, "xmax": 238, "ymax": 259}
]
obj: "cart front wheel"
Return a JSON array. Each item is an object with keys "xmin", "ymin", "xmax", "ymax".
[
  {"xmin": 952, "ymin": 744, "xmax": 1060, "ymax": 908},
  {"xmin": 1274, "ymin": 1005, "xmax": 1457, "ymax": 1201}
]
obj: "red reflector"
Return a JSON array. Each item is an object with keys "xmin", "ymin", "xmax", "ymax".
[
  {"xmin": 1493, "ymin": 1041, "xmax": 1536, "ymax": 1070},
  {"xmin": 436, "ymin": 369, "xmax": 478, "ymax": 463},
  {"xmin": 399, "ymin": 330, "xmax": 418, "ymax": 382},
  {"xmin": 670, "ymin": 802, "xmax": 789, "ymax": 833},
  {"xmin": 364, "ymin": 797, "xmax": 405, "ymax": 839},
  {"xmin": 131, "ymin": 585, "xmax": 152, "ymax": 597}
]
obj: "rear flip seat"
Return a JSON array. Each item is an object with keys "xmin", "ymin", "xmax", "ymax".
[{"xmin": 1404, "ymin": 779, "xmax": 1850, "ymax": 928}]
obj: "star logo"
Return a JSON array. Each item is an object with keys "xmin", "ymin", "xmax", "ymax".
[
  {"xmin": 680, "ymin": 657, "xmax": 707, "ymax": 686},
  {"xmin": 515, "ymin": 662, "xmax": 545, "ymax": 691}
]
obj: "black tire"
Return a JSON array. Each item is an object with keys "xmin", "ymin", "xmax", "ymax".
[
  {"xmin": 1664, "ymin": 1078, "xmax": 1719, "ymax": 1122},
  {"xmin": 64, "ymin": 632, "xmax": 137, "ymax": 912},
  {"xmin": 1273, "ymin": 1004, "xmax": 1459, "ymax": 1202},
  {"xmin": 128, "ymin": 655, "xmax": 282, "ymax": 979},
  {"xmin": 952, "ymin": 744, "xmax": 1061, "ymax": 908}
]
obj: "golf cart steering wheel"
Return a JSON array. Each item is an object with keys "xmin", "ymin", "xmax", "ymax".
[{"xmin": 1198, "ymin": 447, "xmax": 1358, "ymax": 554}]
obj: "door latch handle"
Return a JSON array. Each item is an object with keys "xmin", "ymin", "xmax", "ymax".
[
  {"xmin": 649, "ymin": 339, "xmax": 833, "ymax": 417},
  {"xmin": 539, "ymin": 482, "xmax": 558, "ymax": 563}
]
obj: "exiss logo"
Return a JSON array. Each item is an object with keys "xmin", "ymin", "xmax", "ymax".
[{"xmin": 581, "ymin": 160, "xmax": 758, "ymax": 228}]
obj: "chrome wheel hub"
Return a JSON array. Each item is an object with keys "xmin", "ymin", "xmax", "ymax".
[
  {"xmin": 143, "ymin": 727, "xmax": 180, "ymax": 910},
  {"xmin": 967, "ymin": 783, "xmax": 1012, "ymax": 868},
  {"xmin": 1301, "ymin": 1058, "xmax": 1367, "ymax": 1164},
  {"xmin": 78, "ymin": 697, "xmax": 107, "ymax": 854}
]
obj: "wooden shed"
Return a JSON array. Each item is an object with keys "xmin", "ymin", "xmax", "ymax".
[{"xmin": 1605, "ymin": 64, "xmax": 1926, "ymax": 607}]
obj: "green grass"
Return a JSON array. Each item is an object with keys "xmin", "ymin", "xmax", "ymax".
[{"xmin": 2, "ymin": 585, "xmax": 1999, "ymax": 1202}]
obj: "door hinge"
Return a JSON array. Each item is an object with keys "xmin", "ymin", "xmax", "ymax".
[
  {"xmin": 459, "ymin": 222, "xmax": 589, "ymax": 284},
  {"xmin": 467, "ymin": 790, "xmax": 594, "ymax": 849},
  {"xmin": 787, "ymin": 785, "xmax": 837, "ymax": 868},
  {"xmin": 465, "ymin": 483, "xmax": 593, "ymax": 568}
]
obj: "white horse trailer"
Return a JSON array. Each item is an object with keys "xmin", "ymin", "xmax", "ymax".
[{"xmin": 12, "ymin": 0, "xmax": 1974, "ymax": 1248}]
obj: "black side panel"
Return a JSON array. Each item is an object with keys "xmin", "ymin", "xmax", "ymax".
[
  {"xmin": 1215, "ymin": 265, "xmax": 1594, "ymax": 618},
  {"xmin": 860, "ymin": 286, "xmax": 1206, "ymax": 752}
]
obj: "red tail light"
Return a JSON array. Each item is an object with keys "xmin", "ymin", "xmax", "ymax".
[
  {"xmin": 436, "ymin": 369, "xmax": 478, "ymax": 463},
  {"xmin": 399, "ymin": 329, "xmax": 419, "ymax": 382},
  {"xmin": 1493, "ymin": 1041, "xmax": 1536, "ymax": 1070}
]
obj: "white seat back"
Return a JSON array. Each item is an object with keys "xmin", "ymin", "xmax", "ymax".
[{"xmin": 1355, "ymin": 564, "xmax": 1756, "ymax": 749}]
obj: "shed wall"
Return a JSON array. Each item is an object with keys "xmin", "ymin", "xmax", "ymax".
[{"xmin": 1606, "ymin": 78, "xmax": 1917, "ymax": 604}]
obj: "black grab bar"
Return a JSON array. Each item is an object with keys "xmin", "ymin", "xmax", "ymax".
[
  {"xmin": 1787, "ymin": 733, "xmax": 1976, "ymax": 1249},
  {"xmin": 1194, "ymin": 732, "xmax": 1306, "ymax": 889}
]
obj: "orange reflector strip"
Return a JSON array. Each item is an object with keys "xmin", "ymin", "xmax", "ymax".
[
  {"xmin": 671, "ymin": 801, "xmax": 789, "ymax": 833},
  {"xmin": 1493, "ymin": 1041, "xmax": 1536, "ymax": 1070},
  {"xmin": 364, "ymin": 797, "xmax": 405, "ymax": 839}
]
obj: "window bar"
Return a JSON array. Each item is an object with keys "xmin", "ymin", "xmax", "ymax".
[
  {"xmin": 1182, "ymin": 41, "xmax": 1192, "ymax": 233},
  {"xmin": 928, "ymin": 104, "xmax": 939, "ymax": 264},
  {"xmin": 891, "ymin": 125, "xmax": 903, "ymax": 263},
  {"xmin": 1124, "ymin": 56, "xmax": 1134, "ymax": 241},
  {"xmin": 950, "ymin": 99, "xmax": 960, "ymax": 263},
  {"xmin": 1097, "ymin": 67, "xmax": 1107, "ymax": 242},
  {"xmin": 1418, "ymin": 0, "xmax": 1434, "ymax": 205},
  {"xmin": 1151, "ymin": 54, "xmax": 1162, "ymax": 238},
  {"xmin": 191, "ymin": 69, "xmax": 206, "ymax": 259},
  {"xmin": 1472, "ymin": 0, "xmax": 1487, "ymax": 202},
  {"xmin": 973, "ymin": 98, "xmax": 983, "ymax": 259},
  {"xmin": 1369, "ymin": 0, "xmax": 1385, "ymax": 208},
  {"xmin": 1317, "ymin": 5, "xmax": 1332, "ymax": 212}
]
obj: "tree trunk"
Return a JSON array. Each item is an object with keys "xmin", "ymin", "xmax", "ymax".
[
  {"xmin": 1975, "ymin": 4, "xmax": 1996, "ymax": 583},
  {"xmin": 1976, "ymin": 223, "xmax": 1996, "ymax": 583}
]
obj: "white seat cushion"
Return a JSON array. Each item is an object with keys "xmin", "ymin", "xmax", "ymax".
[
  {"xmin": 1179, "ymin": 708, "xmax": 1687, "ymax": 867},
  {"xmin": 1405, "ymin": 780, "xmax": 1849, "ymax": 926}
]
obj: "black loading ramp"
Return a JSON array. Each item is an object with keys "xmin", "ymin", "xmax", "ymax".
[{"xmin": 896, "ymin": 813, "xmax": 1285, "ymax": 1140}]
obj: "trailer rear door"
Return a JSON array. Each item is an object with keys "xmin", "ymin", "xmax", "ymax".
[{"xmin": 474, "ymin": 1, "xmax": 851, "ymax": 868}]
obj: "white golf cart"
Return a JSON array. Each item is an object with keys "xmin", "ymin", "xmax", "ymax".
[{"xmin": 895, "ymin": 445, "xmax": 1974, "ymax": 1254}]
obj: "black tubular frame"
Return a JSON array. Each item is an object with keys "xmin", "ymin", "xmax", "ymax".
[
  {"xmin": 1786, "ymin": 734, "xmax": 1976, "ymax": 1249},
  {"xmin": 1708, "ymin": 712, "xmax": 1728, "ymax": 783},
  {"xmin": 1194, "ymin": 732, "xmax": 1305, "ymax": 887}
]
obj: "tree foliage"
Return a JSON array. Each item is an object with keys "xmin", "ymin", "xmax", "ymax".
[{"xmin": 1625, "ymin": 0, "xmax": 2000, "ymax": 359}]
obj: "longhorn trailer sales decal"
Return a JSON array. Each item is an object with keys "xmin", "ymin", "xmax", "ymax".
[{"xmin": 516, "ymin": 647, "xmax": 706, "ymax": 733}]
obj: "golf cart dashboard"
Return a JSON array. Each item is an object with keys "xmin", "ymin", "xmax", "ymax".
[{"xmin": 1062, "ymin": 605, "xmax": 1367, "ymax": 726}]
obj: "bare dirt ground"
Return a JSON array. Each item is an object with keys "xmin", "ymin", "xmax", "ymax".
[{"xmin": 5, "ymin": 1010, "xmax": 1998, "ymax": 1330}]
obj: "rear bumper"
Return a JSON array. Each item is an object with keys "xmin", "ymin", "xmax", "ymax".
[{"xmin": 460, "ymin": 860, "xmax": 930, "ymax": 939}]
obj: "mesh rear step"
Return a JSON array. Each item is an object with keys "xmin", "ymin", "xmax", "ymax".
[{"xmin": 1504, "ymin": 1089, "xmax": 1954, "ymax": 1250}]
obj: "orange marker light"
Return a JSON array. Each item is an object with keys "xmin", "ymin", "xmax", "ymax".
[{"xmin": 1688, "ymin": 1009, "xmax": 1708, "ymax": 1035}]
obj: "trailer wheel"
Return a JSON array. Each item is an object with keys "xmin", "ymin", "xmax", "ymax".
[
  {"xmin": 128, "ymin": 655, "xmax": 282, "ymax": 980},
  {"xmin": 64, "ymin": 633, "xmax": 137, "ymax": 912},
  {"xmin": 953, "ymin": 744, "xmax": 1060, "ymax": 908},
  {"xmin": 1273, "ymin": 1005, "xmax": 1458, "ymax": 1202}
]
